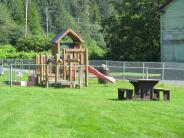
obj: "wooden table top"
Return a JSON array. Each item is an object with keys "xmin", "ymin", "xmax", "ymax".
[{"xmin": 129, "ymin": 79, "xmax": 160, "ymax": 83}]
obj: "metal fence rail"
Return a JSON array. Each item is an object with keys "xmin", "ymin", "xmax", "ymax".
[
  {"xmin": 4, "ymin": 64, "xmax": 184, "ymax": 87},
  {"xmin": 0, "ymin": 59, "xmax": 35, "ymax": 67},
  {"xmin": 89, "ymin": 60, "xmax": 184, "ymax": 81},
  {"xmin": 1, "ymin": 59, "xmax": 184, "ymax": 86}
]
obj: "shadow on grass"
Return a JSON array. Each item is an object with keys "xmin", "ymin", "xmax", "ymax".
[{"xmin": 109, "ymin": 98, "xmax": 162, "ymax": 102}]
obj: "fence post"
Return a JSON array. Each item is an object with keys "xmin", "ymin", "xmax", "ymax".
[
  {"xmin": 123, "ymin": 62, "xmax": 125, "ymax": 81},
  {"xmin": 162, "ymin": 62, "xmax": 165, "ymax": 84},
  {"xmin": 106, "ymin": 60, "xmax": 108, "ymax": 66},
  {"xmin": 9, "ymin": 64, "xmax": 10, "ymax": 85},
  {"xmin": 146, "ymin": 67, "xmax": 149, "ymax": 79},
  {"xmin": 10, "ymin": 64, "xmax": 13, "ymax": 87},
  {"xmin": 21, "ymin": 59, "xmax": 23, "ymax": 76},
  {"xmin": 143, "ymin": 62, "xmax": 145, "ymax": 79},
  {"xmin": 29, "ymin": 59, "xmax": 31, "ymax": 74}
]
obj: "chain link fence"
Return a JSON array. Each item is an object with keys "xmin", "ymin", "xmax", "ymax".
[
  {"xmin": 0, "ymin": 59, "xmax": 35, "ymax": 67},
  {"xmin": 7, "ymin": 64, "xmax": 86, "ymax": 87},
  {"xmin": 89, "ymin": 60, "xmax": 184, "ymax": 85},
  {"xmin": 1, "ymin": 59, "xmax": 184, "ymax": 86}
]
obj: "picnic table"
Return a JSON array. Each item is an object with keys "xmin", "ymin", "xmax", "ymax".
[{"xmin": 129, "ymin": 79, "xmax": 159, "ymax": 99}]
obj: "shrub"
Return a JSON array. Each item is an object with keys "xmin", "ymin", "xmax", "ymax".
[
  {"xmin": 15, "ymin": 36, "xmax": 52, "ymax": 52},
  {"xmin": 0, "ymin": 44, "xmax": 16, "ymax": 58},
  {"xmin": 0, "ymin": 44, "xmax": 51, "ymax": 59},
  {"xmin": 84, "ymin": 40, "xmax": 105, "ymax": 59}
]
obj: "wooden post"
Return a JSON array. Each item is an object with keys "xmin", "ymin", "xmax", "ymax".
[
  {"xmin": 35, "ymin": 55, "xmax": 38, "ymax": 74},
  {"xmin": 55, "ymin": 65, "xmax": 59, "ymax": 87},
  {"xmin": 37, "ymin": 54, "xmax": 41, "ymax": 74},
  {"xmin": 40, "ymin": 54, "xmax": 43, "ymax": 85},
  {"xmin": 80, "ymin": 52, "xmax": 84, "ymax": 86},
  {"xmin": 45, "ymin": 55, "xmax": 49, "ymax": 88},
  {"xmin": 85, "ymin": 48, "xmax": 88, "ymax": 87},
  {"xmin": 52, "ymin": 43, "xmax": 60, "ymax": 56},
  {"xmin": 37, "ymin": 54, "xmax": 41, "ymax": 85},
  {"xmin": 69, "ymin": 61, "xmax": 72, "ymax": 88},
  {"xmin": 63, "ymin": 48, "xmax": 67, "ymax": 80},
  {"xmin": 69, "ymin": 61, "xmax": 72, "ymax": 81},
  {"xmin": 79, "ymin": 65, "xmax": 82, "ymax": 88},
  {"xmin": 55, "ymin": 54, "xmax": 59, "ymax": 87}
]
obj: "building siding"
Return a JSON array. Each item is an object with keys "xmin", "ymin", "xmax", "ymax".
[{"xmin": 161, "ymin": 0, "xmax": 184, "ymax": 62}]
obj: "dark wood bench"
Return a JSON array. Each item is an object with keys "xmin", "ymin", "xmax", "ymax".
[
  {"xmin": 117, "ymin": 88, "xmax": 133, "ymax": 100},
  {"xmin": 154, "ymin": 88, "xmax": 170, "ymax": 101}
]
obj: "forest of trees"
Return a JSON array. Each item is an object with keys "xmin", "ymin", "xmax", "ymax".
[{"xmin": 0, "ymin": 0, "xmax": 166, "ymax": 61}]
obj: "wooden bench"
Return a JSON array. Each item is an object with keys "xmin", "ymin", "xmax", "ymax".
[
  {"xmin": 154, "ymin": 88, "xmax": 170, "ymax": 101},
  {"xmin": 117, "ymin": 88, "xmax": 133, "ymax": 100}
]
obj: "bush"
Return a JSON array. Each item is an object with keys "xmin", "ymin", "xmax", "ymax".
[
  {"xmin": 0, "ymin": 45, "xmax": 16, "ymax": 58},
  {"xmin": 84, "ymin": 39, "xmax": 105, "ymax": 59},
  {"xmin": 15, "ymin": 36, "xmax": 52, "ymax": 52},
  {"xmin": 0, "ymin": 44, "xmax": 50, "ymax": 59}
]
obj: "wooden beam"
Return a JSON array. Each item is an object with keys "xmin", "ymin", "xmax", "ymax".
[
  {"xmin": 40, "ymin": 54, "xmax": 43, "ymax": 85},
  {"xmin": 45, "ymin": 55, "xmax": 49, "ymax": 88},
  {"xmin": 65, "ymin": 49, "xmax": 86, "ymax": 53},
  {"xmin": 63, "ymin": 48, "xmax": 67, "ymax": 80},
  {"xmin": 55, "ymin": 65, "xmax": 59, "ymax": 87},
  {"xmin": 85, "ymin": 48, "xmax": 88, "ymax": 87},
  {"xmin": 52, "ymin": 43, "xmax": 60, "ymax": 56},
  {"xmin": 64, "ymin": 59, "xmax": 80, "ymax": 62},
  {"xmin": 69, "ymin": 62, "xmax": 72, "ymax": 82}
]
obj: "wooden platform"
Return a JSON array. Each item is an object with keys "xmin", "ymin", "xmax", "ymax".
[{"xmin": 47, "ymin": 80, "xmax": 78, "ymax": 88}]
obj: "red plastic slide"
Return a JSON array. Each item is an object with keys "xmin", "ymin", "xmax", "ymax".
[{"xmin": 88, "ymin": 66, "xmax": 116, "ymax": 83}]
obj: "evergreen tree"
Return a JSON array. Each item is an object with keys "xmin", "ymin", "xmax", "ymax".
[
  {"xmin": 102, "ymin": 0, "xmax": 165, "ymax": 61},
  {"xmin": 0, "ymin": 3, "xmax": 18, "ymax": 44}
]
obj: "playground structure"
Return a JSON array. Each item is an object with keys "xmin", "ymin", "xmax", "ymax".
[
  {"xmin": 35, "ymin": 28, "xmax": 88, "ymax": 87},
  {"xmin": 35, "ymin": 28, "xmax": 115, "ymax": 88}
]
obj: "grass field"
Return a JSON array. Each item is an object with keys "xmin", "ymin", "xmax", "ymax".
[
  {"xmin": 110, "ymin": 72, "xmax": 161, "ymax": 77},
  {"xmin": 0, "ymin": 76, "xmax": 184, "ymax": 137}
]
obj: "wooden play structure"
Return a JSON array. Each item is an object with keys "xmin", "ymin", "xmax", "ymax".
[{"xmin": 35, "ymin": 28, "xmax": 88, "ymax": 88}]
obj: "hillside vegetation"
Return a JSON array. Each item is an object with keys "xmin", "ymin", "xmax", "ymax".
[{"xmin": 0, "ymin": 0, "xmax": 166, "ymax": 61}]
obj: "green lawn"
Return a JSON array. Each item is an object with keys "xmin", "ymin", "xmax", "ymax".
[
  {"xmin": 110, "ymin": 72, "xmax": 161, "ymax": 77},
  {"xmin": 0, "ymin": 77, "xmax": 184, "ymax": 138}
]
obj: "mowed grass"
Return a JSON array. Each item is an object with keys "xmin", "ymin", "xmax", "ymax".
[
  {"xmin": 111, "ymin": 72, "xmax": 161, "ymax": 77},
  {"xmin": 0, "ymin": 78, "xmax": 184, "ymax": 138}
]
